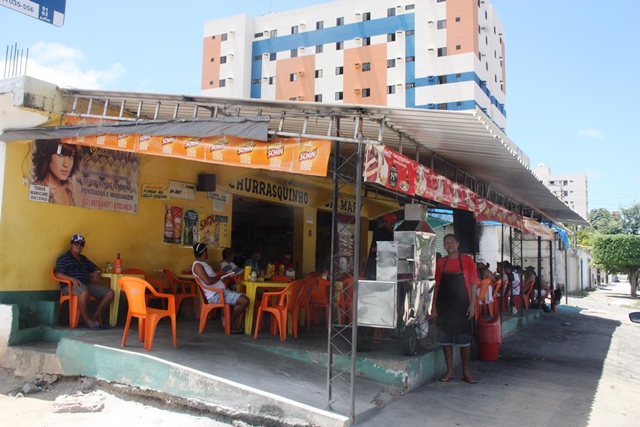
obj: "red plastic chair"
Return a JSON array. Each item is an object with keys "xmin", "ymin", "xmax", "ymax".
[
  {"xmin": 163, "ymin": 269, "xmax": 197, "ymax": 317},
  {"xmin": 254, "ymin": 280, "xmax": 304, "ymax": 341},
  {"xmin": 308, "ymin": 276, "xmax": 330, "ymax": 328},
  {"xmin": 193, "ymin": 275, "xmax": 232, "ymax": 335},
  {"xmin": 52, "ymin": 269, "xmax": 101, "ymax": 328},
  {"xmin": 118, "ymin": 276, "xmax": 177, "ymax": 351},
  {"xmin": 291, "ymin": 278, "xmax": 317, "ymax": 337}
]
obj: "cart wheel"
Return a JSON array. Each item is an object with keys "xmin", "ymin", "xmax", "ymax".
[
  {"xmin": 357, "ymin": 327, "xmax": 372, "ymax": 351},
  {"xmin": 403, "ymin": 325, "xmax": 418, "ymax": 356}
]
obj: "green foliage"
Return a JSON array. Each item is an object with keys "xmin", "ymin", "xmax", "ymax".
[
  {"xmin": 588, "ymin": 208, "xmax": 622, "ymax": 234},
  {"xmin": 592, "ymin": 235, "xmax": 640, "ymax": 270},
  {"xmin": 577, "ymin": 226, "xmax": 597, "ymax": 246},
  {"xmin": 620, "ymin": 203, "xmax": 640, "ymax": 235}
]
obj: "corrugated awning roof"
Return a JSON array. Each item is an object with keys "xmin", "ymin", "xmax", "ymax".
[{"xmin": 1, "ymin": 86, "xmax": 589, "ymax": 225}]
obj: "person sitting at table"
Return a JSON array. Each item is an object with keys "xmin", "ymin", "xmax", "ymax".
[
  {"xmin": 55, "ymin": 234, "xmax": 114, "ymax": 330},
  {"xmin": 273, "ymin": 252, "xmax": 293, "ymax": 275},
  {"xmin": 219, "ymin": 247, "xmax": 243, "ymax": 290},
  {"xmin": 192, "ymin": 243, "xmax": 249, "ymax": 334},
  {"xmin": 243, "ymin": 250, "xmax": 261, "ymax": 273}
]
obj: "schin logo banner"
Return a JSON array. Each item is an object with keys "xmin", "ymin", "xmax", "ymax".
[{"xmin": 230, "ymin": 178, "xmax": 309, "ymax": 206}]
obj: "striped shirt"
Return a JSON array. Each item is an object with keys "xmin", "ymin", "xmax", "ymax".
[{"xmin": 55, "ymin": 251, "xmax": 98, "ymax": 285}]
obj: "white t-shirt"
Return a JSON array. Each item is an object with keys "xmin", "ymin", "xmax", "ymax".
[
  {"xmin": 192, "ymin": 260, "xmax": 225, "ymax": 302},
  {"xmin": 511, "ymin": 273, "xmax": 521, "ymax": 295}
]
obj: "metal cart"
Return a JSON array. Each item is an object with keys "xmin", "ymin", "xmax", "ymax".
[{"xmin": 357, "ymin": 205, "xmax": 437, "ymax": 355}]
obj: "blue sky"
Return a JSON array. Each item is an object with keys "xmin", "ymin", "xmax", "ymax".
[{"xmin": 1, "ymin": 0, "xmax": 638, "ymax": 214}]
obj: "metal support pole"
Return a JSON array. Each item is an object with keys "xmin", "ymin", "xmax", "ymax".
[{"xmin": 537, "ymin": 236, "xmax": 542, "ymax": 310}]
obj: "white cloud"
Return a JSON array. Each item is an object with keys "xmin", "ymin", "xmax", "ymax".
[
  {"xmin": 578, "ymin": 128, "xmax": 604, "ymax": 139},
  {"xmin": 3, "ymin": 42, "xmax": 126, "ymax": 90}
]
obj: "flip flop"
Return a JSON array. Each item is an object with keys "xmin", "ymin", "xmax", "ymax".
[
  {"xmin": 88, "ymin": 324, "xmax": 103, "ymax": 330},
  {"xmin": 439, "ymin": 374, "xmax": 454, "ymax": 382},
  {"xmin": 462, "ymin": 375, "xmax": 477, "ymax": 384}
]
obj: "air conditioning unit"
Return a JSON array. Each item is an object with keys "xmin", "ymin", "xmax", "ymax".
[
  {"xmin": 427, "ymin": 103, "xmax": 435, "ymax": 108},
  {"xmin": 297, "ymin": 95, "xmax": 304, "ymax": 100},
  {"xmin": 229, "ymin": 30, "xmax": 235, "ymax": 35},
  {"xmin": 298, "ymin": 47, "xmax": 305, "ymax": 52},
  {"xmin": 427, "ymin": 75, "xmax": 434, "ymax": 80},
  {"xmin": 298, "ymin": 71, "xmax": 305, "ymax": 76},
  {"xmin": 481, "ymin": 26, "xmax": 487, "ymax": 31},
  {"xmin": 264, "ymin": 30, "xmax": 270, "ymax": 36},
  {"xmin": 355, "ymin": 62, "xmax": 361, "ymax": 67},
  {"xmin": 354, "ymin": 88, "xmax": 361, "ymax": 93},
  {"xmin": 263, "ymin": 53, "xmax": 269, "ymax": 57},
  {"xmin": 227, "ymin": 77, "xmax": 233, "ymax": 81},
  {"xmin": 228, "ymin": 53, "xmax": 234, "ymax": 58}
]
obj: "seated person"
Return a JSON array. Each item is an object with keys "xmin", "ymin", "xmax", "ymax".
[
  {"xmin": 243, "ymin": 250, "xmax": 261, "ymax": 272},
  {"xmin": 219, "ymin": 247, "xmax": 243, "ymax": 290},
  {"xmin": 192, "ymin": 243, "xmax": 249, "ymax": 334},
  {"xmin": 273, "ymin": 252, "xmax": 293, "ymax": 274},
  {"xmin": 55, "ymin": 234, "xmax": 114, "ymax": 330}
]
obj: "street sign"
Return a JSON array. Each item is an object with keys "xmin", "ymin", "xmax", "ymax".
[{"xmin": 1, "ymin": 0, "xmax": 66, "ymax": 27}]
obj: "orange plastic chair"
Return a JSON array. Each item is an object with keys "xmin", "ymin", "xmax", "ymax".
[
  {"xmin": 291, "ymin": 278, "xmax": 317, "ymax": 337},
  {"xmin": 118, "ymin": 276, "xmax": 177, "ymax": 351},
  {"xmin": 541, "ymin": 288, "xmax": 557, "ymax": 313},
  {"xmin": 475, "ymin": 278, "xmax": 492, "ymax": 319},
  {"xmin": 163, "ymin": 269, "xmax": 197, "ymax": 317},
  {"xmin": 254, "ymin": 280, "xmax": 304, "ymax": 341},
  {"xmin": 517, "ymin": 280, "xmax": 536, "ymax": 310},
  {"xmin": 193, "ymin": 275, "xmax": 232, "ymax": 335},
  {"xmin": 489, "ymin": 280, "xmax": 502, "ymax": 317},
  {"xmin": 269, "ymin": 275, "xmax": 293, "ymax": 283},
  {"xmin": 123, "ymin": 268, "xmax": 166, "ymax": 308},
  {"xmin": 309, "ymin": 276, "xmax": 330, "ymax": 328},
  {"xmin": 52, "ymin": 269, "xmax": 102, "ymax": 329}
]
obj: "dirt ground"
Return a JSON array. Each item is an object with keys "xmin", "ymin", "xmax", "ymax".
[{"xmin": 0, "ymin": 370, "xmax": 238, "ymax": 427}]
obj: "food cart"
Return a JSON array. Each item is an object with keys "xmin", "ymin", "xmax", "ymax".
[{"xmin": 357, "ymin": 205, "xmax": 437, "ymax": 355}]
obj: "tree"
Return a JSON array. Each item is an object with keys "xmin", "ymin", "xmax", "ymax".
[
  {"xmin": 591, "ymin": 235, "xmax": 640, "ymax": 298},
  {"xmin": 620, "ymin": 203, "xmax": 640, "ymax": 235},
  {"xmin": 588, "ymin": 208, "xmax": 622, "ymax": 234}
]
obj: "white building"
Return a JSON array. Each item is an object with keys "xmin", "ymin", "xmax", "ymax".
[
  {"xmin": 532, "ymin": 164, "xmax": 588, "ymax": 219},
  {"xmin": 201, "ymin": 0, "xmax": 508, "ymax": 131}
]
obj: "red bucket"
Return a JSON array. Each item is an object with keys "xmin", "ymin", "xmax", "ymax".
[{"xmin": 478, "ymin": 342, "xmax": 499, "ymax": 361}]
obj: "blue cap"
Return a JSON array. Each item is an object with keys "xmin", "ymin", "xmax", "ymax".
[{"xmin": 70, "ymin": 234, "xmax": 85, "ymax": 243}]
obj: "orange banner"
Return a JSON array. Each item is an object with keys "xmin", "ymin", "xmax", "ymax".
[
  {"xmin": 60, "ymin": 117, "xmax": 331, "ymax": 177},
  {"xmin": 475, "ymin": 198, "xmax": 525, "ymax": 230}
]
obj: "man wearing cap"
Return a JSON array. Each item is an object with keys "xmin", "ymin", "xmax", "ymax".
[
  {"xmin": 55, "ymin": 234, "xmax": 114, "ymax": 329},
  {"xmin": 192, "ymin": 242, "xmax": 249, "ymax": 334},
  {"xmin": 431, "ymin": 233, "xmax": 478, "ymax": 384},
  {"xmin": 365, "ymin": 213, "xmax": 398, "ymax": 280}
]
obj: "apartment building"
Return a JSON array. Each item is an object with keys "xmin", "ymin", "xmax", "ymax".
[
  {"xmin": 533, "ymin": 164, "xmax": 589, "ymax": 219},
  {"xmin": 201, "ymin": 0, "xmax": 507, "ymax": 130}
]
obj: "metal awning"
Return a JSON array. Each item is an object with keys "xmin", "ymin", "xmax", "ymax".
[{"xmin": 0, "ymin": 86, "xmax": 588, "ymax": 226}]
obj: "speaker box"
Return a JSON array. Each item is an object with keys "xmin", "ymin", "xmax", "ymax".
[{"xmin": 197, "ymin": 174, "xmax": 216, "ymax": 192}]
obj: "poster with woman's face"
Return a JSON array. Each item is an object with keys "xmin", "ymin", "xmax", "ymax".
[{"xmin": 29, "ymin": 139, "xmax": 140, "ymax": 213}]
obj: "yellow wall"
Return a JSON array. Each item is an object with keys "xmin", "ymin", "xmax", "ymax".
[{"xmin": 1, "ymin": 141, "xmax": 401, "ymax": 292}]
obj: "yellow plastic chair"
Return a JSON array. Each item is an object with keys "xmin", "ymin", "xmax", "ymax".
[
  {"xmin": 163, "ymin": 269, "xmax": 197, "ymax": 317},
  {"xmin": 254, "ymin": 280, "xmax": 304, "ymax": 341},
  {"xmin": 118, "ymin": 276, "xmax": 177, "ymax": 351},
  {"xmin": 52, "ymin": 269, "xmax": 101, "ymax": 329},
  {"xmin": 193, "ymin": 275, "xmax": 232, "ymax": 335}
]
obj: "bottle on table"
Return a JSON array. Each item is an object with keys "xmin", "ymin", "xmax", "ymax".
[{"xmin": 114, "ymin": 253, "xmax": 122, "ymax": 274}]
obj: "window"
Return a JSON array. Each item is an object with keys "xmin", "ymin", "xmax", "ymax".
[
  {"xmin": 437, "ymin": 20, "xmax": 446, "ymax": 29},
  {"xmin": 221, "ymin": 33, "xmax": 228, "ymax": 41},
  {"xmin": 387, "ymin": 59, "xmax": 396, "ymax": 68},
  {"xmin": 291, "ymin": 49, "xmax": 298, "ymax": 58},
  {"xmin": 456, "ymin": 101, "xmax": 462, "ymax": 106},
  {"xmin": 211, "ymin": 35, "xmax": 216, "ymax": 39},
  {"xmin": 387, "ymin": 85, "xmax": 396, "ymax": 94},
  {"xmin": 494, "ymin": 26, "xmax": 496, "ymax": 34},
  {"xmin": 485, "ymin": 11, "xmax": 488, "ymax": 19},
  {"xmin": 337, "ymin": 17, "xmax": 344, "ymax": 26},
  {"xmin": 486, "ymin": 36, "xmax": 488, "ymax": 45},
  {"xmin": 456, "ymin": 17, "xmax": 460, "ymax": 22},
  {"xmin": 220, "ymin": 56, "xmax": 227, "ymax": 64},
  {"xmin": 209, "ymin": 80, "xmax": 213, "ymax": 85},
  {"xmin": 437, "ymin": 47, "xmax": 447, "ymax": 57},
  {"xmin": 438, "ymin": 75, "xmax": 447, "ymax": 84},
  {"xmin": 289, "ymin": 97, "xmax": 297, "ymax": 101},
  {"xmin": 362, "ymin": 88, "xmax": 371, "ymax": 97},
  {"xmin": 406, "ymin": 4, "xmax": 415, "ymax": 10},
  {"xmin": 362, "ymin": 62, "xmax": 371, "ymax": 71},
  {"xmin": 270, "ymin": 52, "xmax": 277, "ymax": 61},
  {"xmin": 290, "ymin": 73, "xmax": 298, "ymax": 82},
  {"xmin": 387, "ymin": 7, "xmax": 396, "ymax": 17},
  {"xmin": 254, "ymin": 32, "xmax": 264, "ymax": 38},
  {"xmin": 268, "ymin": 77, "xmax": 275, "ymax": 85},
  {"xmin": 291, "ymin": 25, "xmax": 299, "ymax": 34},
  {"xmin": 336, "ymin": 41, "xmax": 344, "ymax": 50},
  {"xmin": 316, "ymin": 21, "xmax": 324, "ymax": 30},
  {"xmin": 362, "ymin": 37, "xmax": 371, "ymax": 46},
  {"xmin": 253, "ymin": 55, "xmax": 261, "ymax": 61},
  {"xmin": 486, "ymin": 62, "xmax": 489, "ymax": 70},
  {"xmin": 270, "ymin": 29, "xmax": 278, "ymax": 38},
  {"xmin": 315, "ymin": 69, "xmax": 323, "ymax": 78},
  {"xmin": 252, "ymin": 78, "xmax": 260, "ymax": 84},
  {"xmin": 438, "ymin": 103, "xmax": 448, "ymax": 110},
  {"xmin": 456, "ymin": 45, "xmax": 461, "ymax": 50},
  {"xmin": 494, "ymin": 50, "xmax": 497, "ymax": 58},
  {"xmin": 219, "ymin": 79, "xmax": 226, "ymax": 87},
  {"xmin": 495, "ymin": 75, "xmax": 497, "ymax": 83},
  {"xmin": 210, "ymin": 58, "xmax": 215, "ymax": 62},
  {"xmin": 335, "ymin": 91, "xmax": 343, "ymax": 100},
  {"xmin": 406, "ymin": 29, "xmax": 415, "ymax": 36},
  {"xmin": 363, "ymin": 12, "xmax": 371, "ymax": 21},
  {"xmin": 406, "ymin": 56, "xmax": 415, "ymax": 62},
  {"xmin": 387, "ymin": 33, "xmax": 396, "ymax": 42},
  {"xmin": 438, "ymin": 0, "xmax": 446, "ymax": 2},
  {"xmin": 335, "ymin": 66, "xmax": 344, "ymax": 75},
  {"xmin": 406, "ymin": 82, "xmax": 415, "ymax": 88},
  {"xmin": 315, "ymin": 94, "xmax": 323, "ymax": 102},
  {"xmin": 316, "ymin": 45, "xmax": 323, "ymax": 53}
]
